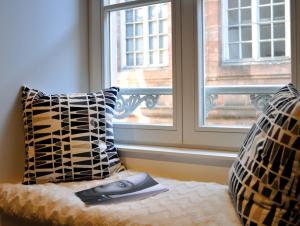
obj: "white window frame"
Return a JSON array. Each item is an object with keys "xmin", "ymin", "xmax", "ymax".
[
  {"xmin": 222, "ymin": 0, "xmax": 291, "ymax": 65},
  {"xmin": 90, "ymin": 0, "xmax": 183, "ymax": 146},
  {"xmin": 89, "ymin": 0, "xmax": 300, "ymax": 151},
  {"xmin": 182, "ymin": 0, "xmax": 297, "ymax": 151}
]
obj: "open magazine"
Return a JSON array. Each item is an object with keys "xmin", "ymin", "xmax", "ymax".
[{"xmin": 75, "ymin": 173, "xmax": 169, "ymax": 205}]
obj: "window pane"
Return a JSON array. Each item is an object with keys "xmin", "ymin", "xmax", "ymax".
[
  {"xmin": 126, "ymin": 10, "xmax": 133, "ymax": 22},
  {"xmin": 126, "ymin": 54, "xmax": 134, "ymax": 66},
  {"xmin": 273, "ymin": 5, "xmax": 285, "ymax": 21},
  {"xmin": 135, "ymin": 8, "xmax": 143, "ymax": 21},
  {"xmin": 135, "ymin": 38, "xmax": 143, "ymax": 51},
  {"xmin": 241, "ymin": 0, "xmax": 251, "ymax": 7},
  {"xmin": 242, "ymin": 43, "xmax": 252, "ymax": 58},
  {"xmin": 135, "ymin": 23, "xmax": 143, "ymax": 36},
  {"xmin": 201, "ymin": 0, "xmax": 291, "ymax": 128},
  {"xmin": 228, "ymin": 27, "xmax": 239, "ymax": 42},
  {"xmin": 126, "ymin": 24, "xmax": 133, "ymax": 37},
  {"xmin": 105, "ymin": 0, "xmax": 135, "ymax": 6},
  {"xmin": 228, "ymin": 10, "xmax": 239, "ymax": 26},
  {"xmin": 260, "ymin": 6, "xmax": 271, "ymax": 20},
  {"xmin": 149, "ymin": 51, "xmax": 159, "ymax": 65},
  {"xmin": 274, "ymin": 23, "xmax": 285, "ymax": 38},
  {"xmin": 159, "ymin": 50, "xmax": 168, "ymax": 64},
  {"xmin": 149, "ymin": 21, "xmax": 158, "ymax": 34},
  {"xmin": 126, "ymin": 39, "xmax": 134, "ymax": 52},
  {"xmin": 260, "ymin": 24, "xmax": 271, "ymax": 40},
  {"xmin": 159, "ymin": 4, "xmax": 168, "ymax": 18},
  {"xmin": 136, "ymin": 53, "xmax": 143, "ymax": 65},
  {"xmin": 241, "ymin": 26, "xmax": 252, "ymax": 41},
  {"xmin": 109, "ymin": 3, "xmax": 173, "ymax": 125},
  {"xmin": 149, "ymin": 36, "xmax": 158, "ymax": 49},
  {"xmin": 273, "ymin": 0, "xmax": 284, "ymax": 2},
  {"xmin": 159, "ymin": 35, "xmax": 168, "ymax": 48},
  {"xmin": 159, "ymin": 20, "xmax": 167, "ymax": 33},
  {"xmin": 241, "ymin": 8, "xmax": 251, "ymax": 24},
  {"xmin": 229, "ymin": 43, "xmax": 239, "ymax": 59},
  {"xmin": 274, "ymin": 41, "xmax": 285, "ymax": 56},
  {"xmin": 260, "ymin": 41, "xmax": 271, "ymax": 57},
  {"xmin": 149, "ymin": 6, "xmax": 158, "ymax": 19},
  {"xmin": 259, "ymin": 0, "xmax": 270, "ymax": 4},
  {"xmin": 149, "ymin": 52, "xmax": 154, "ymax": 64},
  {"xmin": 228, "ymin": 0, "xmax": 238, "ymax": 9}
]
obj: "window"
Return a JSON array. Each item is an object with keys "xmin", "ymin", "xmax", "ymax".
[
  {"xmin": 148, "ymin": 5, "xmax": 169, "ymax": 66},
  {"xmin": 90, "ymin": 0, "xmax": 298, "ymax": 149},
  {"xmin": 96, "ymin": 0, "xmax": 182, "ymax": 145},
  {"xmin": 125, "ymin": 9, "xmax": 144, "ymax": 67},
  {"xmin": 123, "ymin": 4, "xmax": 169, "ymax": 67},
  {"xmin": 223, "ymin": 0, "xmax": 290, "ymax": 62},
  {"xmin": 104, "ymin": 0, "xmax": 178, "ymax": 131},
  {"xmin": 200, "ymin": 0, "xmax": 291, "ymax": 129}
]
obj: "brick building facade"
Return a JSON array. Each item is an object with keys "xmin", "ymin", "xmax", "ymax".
[{"xmin": 111, "ymin": 0, "xmax": 291, "ymax": 126}]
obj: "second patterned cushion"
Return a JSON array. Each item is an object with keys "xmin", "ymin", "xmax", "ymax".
[{"xmin": 228, "ymin": 83, "xmax": 300, "ymax": 225}]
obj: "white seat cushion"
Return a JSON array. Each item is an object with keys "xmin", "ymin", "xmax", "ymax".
[{"xmin": 0, "ymin": 170, "xmax": 241, "ymax": 226}]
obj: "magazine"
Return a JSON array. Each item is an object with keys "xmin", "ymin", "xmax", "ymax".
[{"xmin": 75, "ymin": 173, "xmax": 169, "ymax": 205}]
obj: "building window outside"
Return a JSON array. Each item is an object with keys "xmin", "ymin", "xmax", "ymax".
[
  {"xmin": 125, "ymin": 9, "xmax": 144, "ymax": 66},
  {"xmin": 124, "ymin": 4, "xmax": 169, "ymax": 68},
  {"xmin": 203, "ymin": 0, "xmax": 291, "ymax": 127},
  {"xmin": 224, "ymin": 0, "xmax": 289, "ymax": 62}
]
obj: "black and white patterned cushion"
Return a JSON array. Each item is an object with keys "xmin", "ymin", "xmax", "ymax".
[
  {"xmin": 22, "ymin": 87, "xmax": 124, "ymax": 184},
  {"xmin": 228, "ymin": 83, "xmax": 300, "ymax": 225}
]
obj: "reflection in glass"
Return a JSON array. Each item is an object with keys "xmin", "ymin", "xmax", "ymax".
[
  {"xmin": 260, "ymin": 24, "xmax": 271, "ymax": 40},
  {"xmin": 241, "ymin": 0, "xmax": 251, "ymax": 7},
  {"xmin": 274, "ymin": 23, "xmax": 285, "ymax": 38},
  {"xmin": 260, "ymin": 6, "xmax": 271, "ymax": 20},
  {"xmin": 228, "ymin": 10, "xmax": 239, "ymax": 26},
  {"xmin": 274, "ymin": 41, "xmax": 285, "ymax": 56},
  {"xmin": 242, "ymin": 43, "xmax": 252, "ymax": 58},
  {"xmin": 228, "ymin": 0, "xmax": 238, "ymax": 9},
  {"xmin": 126, "ymin": 24, "xmax": 133, "ymax": 37},
  {"xmin": 241, "ymin": 26, "xmax": 252, "ymax": 41},
  {"xmin": 229, "ymin": 27, "xmax": 239, "ymax": 42},
  {"xmin": 229, "ymin": 43, "xmax": 239, "ymax": 59},
  {"xmin": 126, "ymin": 39, "xmax": 134, "ymax": 52},
  {"xmin": 260, "ymin": 0, "xmax": 270, "ymax": 5},
  {"xmin": 135, "ymin": 38, "xmax": 143, "ymax": 51},
  {"xmin": 273, "ymin": 5, "xmax": 285, "ymax": 21},
  {"xmin": 241, "ymin": 9, "xmax": 251, "ymax": 24},
  {"xmin": 260, "ymin": 41, "xmax": 271, "ymax": 57}
]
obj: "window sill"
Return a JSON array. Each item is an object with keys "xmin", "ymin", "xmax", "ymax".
[
  {"xmin": 221, "ymin": 57, "xmax": 290, "ymax": 66},
  {"xmin": 116, "ymin": 144, "xmax": 238, "ymax": 167}
]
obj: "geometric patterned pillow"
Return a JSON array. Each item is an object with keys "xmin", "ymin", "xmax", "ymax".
[
  {"xmin": 21, "ymin": 86, "xmax": 124, "ymax": 185},
  {"xmin": 228, "ymin": 83, "xmax": 300, "ymax": 226}
]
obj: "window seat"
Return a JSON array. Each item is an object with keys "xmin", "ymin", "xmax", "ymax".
[{"xmin": 0, "ymin": 170, "xmax": 241, "ymax": 226}]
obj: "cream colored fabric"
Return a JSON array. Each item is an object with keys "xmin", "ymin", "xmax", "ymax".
[{"xmin": 0, "ymin": 171, "xmax": 241, "ymax": 226}]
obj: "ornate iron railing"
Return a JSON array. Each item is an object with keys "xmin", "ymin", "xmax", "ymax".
[
  {"xmin": 115, "ymin": 88, "xmax": 172, "ymax": 119},
  {"xmin": 115, "ymin": 85, "xmax": 282, "ymax": 119},
  {"xmin": 204, "ymin": 85, "xmax": 282, "ymax": 116}
]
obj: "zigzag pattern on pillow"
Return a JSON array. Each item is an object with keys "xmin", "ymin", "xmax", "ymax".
[
  {"xmin": 22, "ymin": 87, "xmax": 123, "ymax": 184},
  {"xmin": 229, "ymin": 83, "xmax": 300, "ymax": 226}
]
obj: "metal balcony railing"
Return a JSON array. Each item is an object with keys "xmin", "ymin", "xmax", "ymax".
[
  {"xmin": 115, "ymin": 88, "xmax": 172, "ymax": 119},
  {"xmin": 115, "ymin": 85, "xmax": 282, "ymax": 119}
]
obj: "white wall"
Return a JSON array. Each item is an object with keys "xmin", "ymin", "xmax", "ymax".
[{"xmin": 0, "ymin": 0, "xmax": 89, "ymax": 183}]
